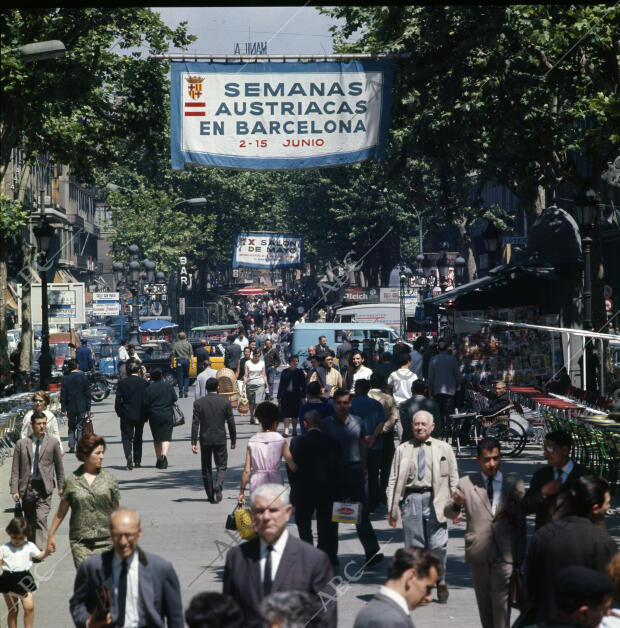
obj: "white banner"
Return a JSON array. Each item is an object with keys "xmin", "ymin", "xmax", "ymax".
[
  {"xmin": 171, "ymin": 61, "xmax": 393, "ymax": 170},
  {"xmin": 233, "ymin": 232, "xmax": 304, "ymax": 269}
]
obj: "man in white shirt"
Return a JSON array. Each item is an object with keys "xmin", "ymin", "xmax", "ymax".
[
  {"xmin": 353, "ymin": 547, "xmax": 439, "ymax": 628},
  {"xmin": 387, "ymin": 353, "xmax": 418, "ymax": 406},
  {"xmin": 118, "ymin": 339, "xmax": 130, "ymax": 378},
  {"xmin": 70, "ymin": 508, "xmax": 184, "ymax": 628},
  {"xmin": 234, "ymin": 328, "xmax": 249, "ymax": 351},
  {"xmin": 444, "ymin": 438, "xmax": 526, "ymax": 628},
  {"xmin": 223, "ymin": 483, "xmax": 336, "ymax": 628},
  {"xmin": 194, "ymin": 359, "xmax": 219, "ymax": 400}
]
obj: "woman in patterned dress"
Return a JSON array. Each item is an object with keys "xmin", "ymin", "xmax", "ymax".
[{"xmin": 47, "ymin": 434, "xmax": 120, "ymax": 568}]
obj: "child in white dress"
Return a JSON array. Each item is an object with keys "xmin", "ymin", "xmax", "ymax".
[{"xmin": 0, "ymin": 518, "xmax": 53, "ymax": 628}]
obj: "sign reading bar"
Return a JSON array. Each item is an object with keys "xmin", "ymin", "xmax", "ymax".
[
  {"xmin": 233, "ymin": 232, "xmax": 304, "ymax": 269},
  {"xmin": 170, "ymin": 61, "xmax": 394, "ymax": 170}
]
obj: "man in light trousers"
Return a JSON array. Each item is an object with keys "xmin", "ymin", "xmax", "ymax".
[{"xmin": 387, "ymin": 410, "xmax": 459, "ymax": 604}]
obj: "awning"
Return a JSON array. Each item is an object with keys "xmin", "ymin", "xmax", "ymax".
[
  {"xmin": 139, "ymin": 320, "xmax": 178, "ymax": 332},
  {"xmin": 423, "ymin": 275, "xmax": 497, "ymax": 306},
  {"xmin": 458, "ymin": 317, "xmax": 620, "ymax": 342},
  {"xmin": 54, "ymin": 269, "xmax": 79, "ymax": 283},
  {"xmin": 234, "ymin": 286, "xmax": 268, "ymax": 295}
]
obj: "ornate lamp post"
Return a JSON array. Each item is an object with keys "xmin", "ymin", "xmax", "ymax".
[
  {"xmin": 483, "ymin": 222, "xmax": 501, "ymax": 270},
  {"xmin": 113, "ymin": 245, "xmax": 162, "ymax": 346},
  {"xmin": 33, "ymin": 217, "xmax": 55, "ymax": 390},
  {"xmin": 454, "ymin": 255, "xmax": 467, "ymax": 287},
  {"xmin": 572, "ymin": 189, "xmax": 600, "ymax": 331},
  {"xmin": 437, "ymin": 242, "xmax": 450, "ymax": 293}
]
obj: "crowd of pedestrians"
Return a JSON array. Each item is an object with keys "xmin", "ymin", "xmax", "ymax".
[{"xmin": 3, "ymin": 323, "xmax": 619, "ymax": 628}]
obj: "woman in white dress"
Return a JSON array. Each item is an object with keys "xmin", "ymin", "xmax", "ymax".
[{"xmin": 243, "ymin": 349, "xmax": 268, "ymax": 425}]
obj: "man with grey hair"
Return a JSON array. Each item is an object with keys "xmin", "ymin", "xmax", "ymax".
[
  {"xmin": 262, "ymin": 591, "xmax": 327, "ymax": 628},
  {"xmin": 70, "ymin": 508, "xmax": 183, "ymax": 627},
  {"xmin": 223, "ymin": 483, "xmax": 336, "ymax": 628},
  {"xmin": 386, "ymin": 410, "xmax": 459, "ymax": 605}
]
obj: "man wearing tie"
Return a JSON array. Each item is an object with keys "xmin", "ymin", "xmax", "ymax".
[
  {"xmin": 10, "ymin": 410, "xmax": 65, "ymax": 549},
  {"xmin": 522, "ymin": 430, "xmax": 590, "ymax": 530},
  {"xmin": 223, "ymin": 483, "xmax": 336, "ymax": 628},
  {"xmin": 70, "ymin": 508, "xmax": 184, "ymax": 628},
  {"xmin": 386, "ymin": 410, "xmax": 459, "ymax": 604},
  {"xmin": 444, "ymin": 437, "xmax": 526, "ymax": 628}
]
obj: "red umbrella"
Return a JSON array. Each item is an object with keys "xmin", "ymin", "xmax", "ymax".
[{"xmin": 234, "ymin": 286, "xmax": 268, "ymax": 295}]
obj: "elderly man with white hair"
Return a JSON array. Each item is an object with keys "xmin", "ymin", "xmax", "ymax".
[
  {"xmin": 386, "ymin": 410, "xmax": 459, "ymax": 605},
  {"xmin": 223, "ymin": 483, "xmax": 336, "ymax": 628}
]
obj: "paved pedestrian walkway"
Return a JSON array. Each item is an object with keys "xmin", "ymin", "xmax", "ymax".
[{"xmin": 1, "ymin": 388, "xmax": 618, "ymax": 627}]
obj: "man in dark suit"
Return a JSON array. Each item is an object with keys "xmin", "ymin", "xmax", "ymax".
[
  {"xmin": 191, "ymin": 377, "xmax": 236, "ymax": 503},
  {"xmin": 70, "ymin": 508, "xmax": 183, "ymax": 628},
  {"xmin": 115, "ymin": 360, "xmax": 149, "ymax": 470},
  {"xmin": 61, "ymin": 358, "xmax": 91, "ymax": 453},
  {"xmin": 194, "ymin": 338, "xmax": 210, "ymax": 372},
  {"xmin": 223, "ymin": 483, "xmax": 336, "ymax": 628},
  {"xmin": 522, "ymin": 430, "xmax": 590, "ymax": 530},
  {"xmin": 353, "ymin": 547, "xmax": 439, "ymax": 628},
  {"xmin": 76, "ymin": 339, "xmax": 94, "ymax": 372},
  {"xmin": 288, "ymin": 410, "xmax": 340, "ymax": 566},
  {"xmin": 523, "ymin": 475, "xmax": 616, "ymax": 623},
  {"xmin": 224, "ymin": 334, "xmax": 242, "ymax": 371},
  {"xmin": 10, "ymin": 411, "xmax": 65, "ymax": 549},
  {"xmin": 444, "ymin": 437, "xmax": 525, "ymax": 628}
]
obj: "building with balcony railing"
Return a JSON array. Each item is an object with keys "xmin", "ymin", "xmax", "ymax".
[{"xmin": 3, "ymin": 148, "xmax": 108, "ymax": 292}]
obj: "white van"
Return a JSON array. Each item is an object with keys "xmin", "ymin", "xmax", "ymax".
[
  {"xmin": 291, "ymin": 322, "xmax": 402, "ymax": 361},
  {"xmin": 334, "ymin": 303, "xmax": 415, "ymax": 333}
]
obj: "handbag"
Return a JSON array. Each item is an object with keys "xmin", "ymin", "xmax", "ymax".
[
  {"xmin": 226, "ymin": 502, "xmax": 257, "ymax": 539},
  {"xmin": 172, "ymin": 402, "xmax": 185, "ymax": 427},
  {"xmin": 83, "ymin": 412, "xmax": 94, "ymax": 436},
  {"xmin": 14, "ymin": 498, "xmax": 23, "ymax": 519},
  {"xmin": 94, "ymin": 584, "xmax": 112, "ymax": 621}
]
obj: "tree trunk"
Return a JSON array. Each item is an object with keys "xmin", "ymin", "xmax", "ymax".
[
  {"xmin": 0, "ymin": 242, "xmax": 9, "ymax": 384},
  {"xmin": 19, "ymin": 235, "xmax": 33, "ymax": 381},
  {"xmin": 455, "ymin": 216, "xmax": 477, "ymax": 282}
]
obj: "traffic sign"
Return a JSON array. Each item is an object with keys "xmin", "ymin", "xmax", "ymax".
[
  {"xmin": 604, "ymin": 285, "xmax": 613, "ymax": 299},
  {"xmin": 605, "ymin": 298, "xmax": 613, "ymax": 312},
  {"xmin": 92, "ymin": 292, "xmax": 119, "ymax": 301}
]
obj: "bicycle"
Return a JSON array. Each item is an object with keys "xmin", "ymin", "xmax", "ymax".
[{"xmin": 443, "ymin": 404, "xmax": 528, "ymax": 457}]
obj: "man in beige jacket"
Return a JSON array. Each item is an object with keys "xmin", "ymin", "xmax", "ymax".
[
  {"xmin": 386, "ymin": 410, "xmax": 459, "ymax": 604},
  {"xmin": 444, "ymin": 437, "xmax": 525, "ymax": 628}
]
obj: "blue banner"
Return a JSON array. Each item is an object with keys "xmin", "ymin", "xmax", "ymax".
[{"xmin": 170, "ymin": 61, "xmax": 393, "ymax": 170}]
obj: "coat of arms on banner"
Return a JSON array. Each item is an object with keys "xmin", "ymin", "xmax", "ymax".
[{"xmin": 185, "ymin": 75, "xmax": 204, "ymax": 100}]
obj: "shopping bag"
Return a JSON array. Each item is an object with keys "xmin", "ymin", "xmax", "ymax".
[
  {"xmin": 234, "ymin": 504, "xmax": 257, "ymax": 539},
  {"xmin": 172, "ymin": 402, "xmax": 185, "ymax": 427},
  {"xmin": 332, "ymin": 501, "xmax": 362, "ymax": 524},
  {"xmin": 83, "ymin": 412, "xmax": 94, "ymax": 436}
]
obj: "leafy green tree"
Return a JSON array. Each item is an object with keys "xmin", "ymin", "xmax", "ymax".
[
  {"xmin": 321, "ymin": 5, "xmax": 618, "ymax": 298},
  {"xmin": 1, "ymin": 8, "xmax": 194, "ymax": 376}
]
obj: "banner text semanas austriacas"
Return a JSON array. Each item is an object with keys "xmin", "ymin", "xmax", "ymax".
[{"xmin": 170, "ymin": 61, "xmax": 394, "ymax": 170}]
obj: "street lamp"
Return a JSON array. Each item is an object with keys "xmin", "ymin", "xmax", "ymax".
[
  {"xmin": 438, "ymin": 242, "xmax": 450, "ymax": 292},
  {"xmin": 483, "ymin": 222, "xmax": 501, "ymax": 269},
  {"xmin": 33, "ymin": 218, "xmax": 55, "ymax": 390},
  {"xmin": 454, "ymin": 255, "xmax": 467, "ymax": 286},
  {"xmin": 399, "ymin": 273, "xmax": 408, "ymax": 340},
  {"xmin": 113, "ymin": 245, "xmax": 164, "ymax": 345},
  {"xmin": 572, "ymin": 189, "xmax": 600, "ymax": 330},
  {"xmin": 8, "ymin": 40, "xmax": 66, "ymax": 62}
]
